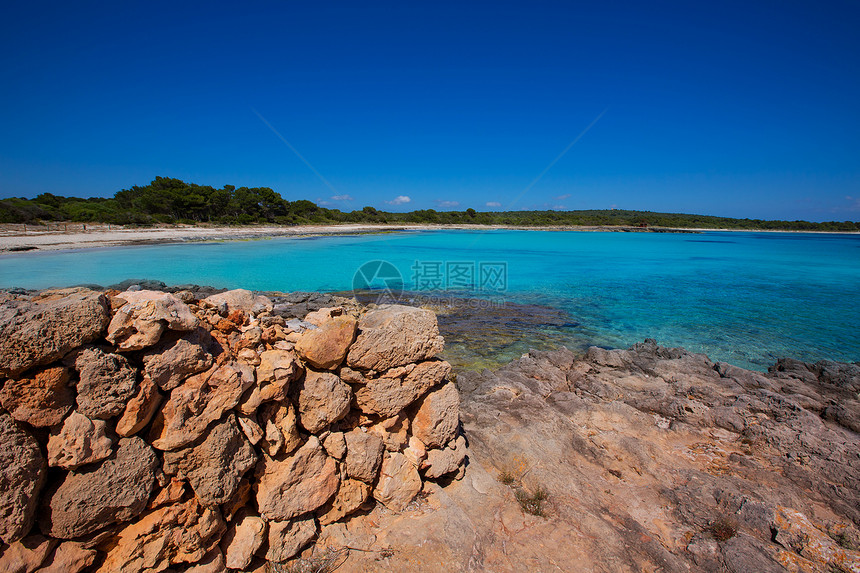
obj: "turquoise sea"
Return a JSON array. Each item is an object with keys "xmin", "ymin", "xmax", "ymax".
[{"xmin": 1, "ymin": 230, "xmax": 858, "ymax": 371}]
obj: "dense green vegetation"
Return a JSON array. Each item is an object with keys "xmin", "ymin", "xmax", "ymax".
[{"xmin": 1, "ymin": 177, "xmax": 858, "ymax": 231}]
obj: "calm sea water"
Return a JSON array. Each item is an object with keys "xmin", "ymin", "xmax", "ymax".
[{"xmin": 1, "ymin": 230, "xmax": 858, "ymax": 370}]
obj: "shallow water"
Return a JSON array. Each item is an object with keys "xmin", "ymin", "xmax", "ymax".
[{"xmin": 1, "ymin": 230, "xmax": 858, "ymax": 370}]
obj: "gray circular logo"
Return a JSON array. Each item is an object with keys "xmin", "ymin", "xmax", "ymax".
[{"xmin": 352, "ymin": 260, "xmax": 404, "ymax": 304}]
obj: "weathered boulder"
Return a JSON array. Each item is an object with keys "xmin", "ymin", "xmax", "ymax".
[
  {"xmin": 346, "ymin": 305, "xmax": 444, "ymax": 371},
  {"xmin": 0, "ymin": 414, "xmax": 46, "ymax": 544},
  {"xmin": 0, "ymin": 289, "xmax": 109, "ymax": 377},
  {"xmin": 115, "ymin": 375, "xmax": 162, "ymax": 437},
  {"xmin": 410, "ymin": 380, "xmax": 460, "ymax": 449},
  {"xmin": 203, "ymin": 289, "xmax": 273, "ymax": 315},
  {"xmin": 354, "ymin": 359, "xmax": 451, "ymax": 417},
  {"xmin": 296, "ymin": 370, "xmax": 352, "ymax": 433},
  {"xmin": 295, "ymin": 315, "xmax": 357, "ymax": 370},
  {"xmin": 256, "ymin": 436, "xmax": 339, "ymax": 521},
  {"xmin": 317, "ymin": 478, "xmax": 371, "ymax": 525},
  {"xmin": 150, "ymin": 361, "xmax": 255, "ymax": 450},
  {"xmin": 37, "ymin": 541, "xmax": 98, "ymax": 573},
  {"xmin": 98, "ymin": 497, "xmax": 225, "ymax": 573},
  {"xmin": 162, "ymin": 414, "xmax": 258, "ymax": 507},
  {"xmin": 372, "ymin": 452, "xmax": 422, "ymax": 512},
  {"xmin": 422, "ymin": 435, "xmax": 467, "ymax": 479},
  {"xmin": 141, "ymin": 328, "xmax": 214, "ymax": 391},
  {"xmin": 47, "ymin": 411, "xmax": 114, "ymax": 469},
  {"xmin": 344, "ymin": 429, "xmax": 385, "ymax": 483},
  {"xmin": 39, "ymin": 437, "xmax": 158, "ymax": 539},
  {"xmin": 0, "ymin": 534, "xmax": 56, "ymax": 572},
  {"xmin": 106, "ymin": 290, "xmax": 198, "ymax": 351},
  {"xmin": 221, "ymin": 512, "xmax": 266, "ymax": 570},
  {"xmin": 0, "ymin": 366, "xmax": 74, "ymax": 427},
  {"xmin": 74, "ymin": 347, "xmax": 138, "ymax": 419},
  {"xmin": 265, "ymin": 516, "xmax": 317, "ymax": 563}
]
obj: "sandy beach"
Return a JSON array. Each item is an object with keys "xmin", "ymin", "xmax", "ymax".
[
  {"xmin": 0, "ymin": 222, "xmax": 659, "ymax": 253},
  {"xmin": 1, "ymin": 222, "xmax": 855, "ymax": 254},
  {"xmin": 0, "ymin": 223, "xmax": 430, "ymax": 253}
]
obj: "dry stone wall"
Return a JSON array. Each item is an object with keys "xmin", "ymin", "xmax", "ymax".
[{"xmin": 0, "ymin": 287, "xmax": 465, "ymax": 572}]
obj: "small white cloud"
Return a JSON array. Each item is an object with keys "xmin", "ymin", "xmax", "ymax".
[
  {"xmin": 554, "ymin": 193, "xmax": 571, "ymax": 200},
  {"xmin": 486, "ymin": 201, "xmax": 502, "ymax": 208},
  {"xmin": 434, "ymin": 199, "xmax": 460, "ymax": 208},
  {"xmin": 552, "ymin": 205, "xmax": 566, "ymax": 210},
  {"xmin": 386, "ymin": 195, "xmax": 411, "ymax": 205},
  {"xmin": 316, "ymin": 198, "xmax": 332, "ymax": 206},
  {"xmin": 331, "ymin": 194, "xmax": 354, "ymax": 201}
]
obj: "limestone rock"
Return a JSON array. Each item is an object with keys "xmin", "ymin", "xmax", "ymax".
[
  {"xmin": 36, "ymin": 542, "xmax": 98, "ymax": 573},
  {"xmin": 322, "ymin": 431, "xmax": 346, "ymax": 460},
  {"xmin": 422, "ymin": 435, "xmax": 467, "ymax": 479},
  {"xmin": 297, "ymin": 370, "xmax": 352, "ymax": 433},
  {"xmin": 317, "ymin": 478, "xmax": 371, "ymax": 525},
  {"xmin": 369, "ymin": 414, "xmax": 410, "ymax": 452},
  {"xmin": 256, "ymin": 436, "xmax": 339, "ymax": 521},
  {"xmin": 372, "ymin": 452, "xmax": 422, "ymax": 512},
  {"xmin": 141, "ymin": 328, "xmax": 214, "ymax": 391},
  {"xmin": 258, "ymin": 401, "xmax": 301, "ymax": 457},
  {"xmin": 239, "ymin": 349, "xmax": 303, "ymax": 414},
  {"xmin": 47, "ymin": 411, "xmax": 115, "ymax": 469},
  {"xmin": 74, "ymin": 347, "xmax": 138, "ymax": 419},
  {"xmin": 346, "ymin": 305, "xmax": 444, "ymax": 371},
  {"xmin": 344, "ymin": 429, "xmax": 385, "ymax": 483},
  {"xmin": 162, "ymin": 414, "xmax": 257, "ymax": 507},
  {"xmin": 295, "ymin": 315, "xmax": 357, "ymax": 370},
  {"xmin": 303, "ymin": 306, "xmax": 344, "ymax": 326},
  {"xmin": 0, "ymin": 289, "xmax": 110, "ymax": 377},
  {"xmin": 221, "ymin": 512, "xmax": 266, "ymax": 570},
  {"xmin": 354, "ymin": 359, "xmax": 451, "ymax": 417},
  {"xmin": 236, "ymin": 413, "xmax": 264, "ymax": 445},
  {"xmin": 183, "ymin": 547, "xmax": 225, "ymax": 573},
  {"xmin": 115, "ymin": 375, "xmax": 162, "ymax": 437},
  {"xmin": 0, "ymin": 534, "xmax": 56, "ymax": 573},
  {"xmin": 202, "ymin": 289, "xmax": 273, "ymax": 315},
  {"xmin": 411, "ymin": 381, "xmax": 460, "ymax": 449},
  {"xmin": 39, "ymin": 437, "xmax": 158, "ymax": 539},
  {"xmin": 98, "ymin": 496, "xmax": 225, "ymax": 573},
  {"xmin": 150, "ymin": 361, "xmax": 255, "ymax": 450},
  {"xmin": 0, "ymin": 366, "xmax": 73, "ymax": 427},
  {"xmin": 266, "ymin": 516, "xmax": 317, "ymax": 563},
  {"xmin": 149, "ymin": 478, "xmax": 187, "ymax": 510},
  {"xmin": 0, "ymin": 413, "xmax": 46, "ymax": 544},
  {"xmin": 106, "ymin": 290, "xmax": 198, "ymax": 351}
]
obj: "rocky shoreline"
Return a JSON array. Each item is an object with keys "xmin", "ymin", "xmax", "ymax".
[{"xmin": 0, "ymin": 286, "xmax": 858, "ymax": 572}]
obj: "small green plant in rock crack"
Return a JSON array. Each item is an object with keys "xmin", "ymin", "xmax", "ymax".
[
  {"xmin": 515, "ymin": 486, "xmax": 548, "ymax": 517},
  {"xmin": 498, "ymin": 470, "xmax": 516, "ymax": 486}
]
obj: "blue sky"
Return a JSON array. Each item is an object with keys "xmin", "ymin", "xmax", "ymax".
[{"xmin": 1, "ymin": 1, "xmax": 859, "ymax": 221}]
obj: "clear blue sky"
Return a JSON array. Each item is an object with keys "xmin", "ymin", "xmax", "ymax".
[{"xmin": 2, "ymin": 1, "xmax": 859, "ymax": 221}]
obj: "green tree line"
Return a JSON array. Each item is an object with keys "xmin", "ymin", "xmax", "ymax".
[{"xmin": 1, "ymin": 177, "xmax": 858, "ymax": 232}]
